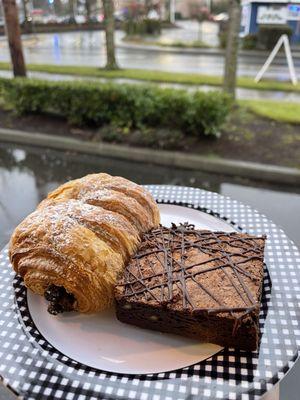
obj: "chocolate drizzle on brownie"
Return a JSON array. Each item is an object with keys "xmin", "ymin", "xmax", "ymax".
[
  {"xmin": 44, "ymin": 285, "xmax": 75, "ymax": 315},
  {"xmin": 116, "ymin": 223, "xmax": 266, "ymax": 336}
]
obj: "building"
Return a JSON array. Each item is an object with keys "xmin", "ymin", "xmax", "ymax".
[
  {"xmin": 116, "ymin": 1, "xmax": 214, "ymax": 20},
  {"xmin": 241, "ymin": 0, "xmax": 300, "ymax": 43}
]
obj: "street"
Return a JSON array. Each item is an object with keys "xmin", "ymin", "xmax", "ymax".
[{"xmin": 0, "ymin": 21, "xmax": 299, "ymax": 79}]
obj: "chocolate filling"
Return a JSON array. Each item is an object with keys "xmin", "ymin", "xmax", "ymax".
[{"xmin": 44, "ymin": 284, "xmax": 75, "ymax": 315}]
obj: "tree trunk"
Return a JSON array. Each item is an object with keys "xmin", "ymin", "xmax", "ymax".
[
  {"xmin": 21, "ymin": 0, "xmax": 28, "ymax": 22},
  {"xmin": 2, "ymin": 0, "xmax": 27, "ymax": 77},
  {"xmin": 21, "ymin": 0, "xmax": 33, "ymax": 32},
  {"xmin": 223, "ymin": 0, "xmax": 241, "ymax": 98},
  {"xmin": 164, "ymin": 0, "xmax": 171, "ymax": 22},
  {"xmin": 145, "ymin": 0, "xmax": 152, "ymax": 13},
  {"xmin": 85, "ymin": 0, "xmax": 91, "ymax": 22},
  {"xmin": 165, "ymin": 0, "xmax": 175, "ymax": 23},
  {"xmin": 69, "ymin": 0, "xmax": 76, "ymax": 19},
  {"xmin": 102, "ymin": 0, "xmax": 119, "ymax": 70}
]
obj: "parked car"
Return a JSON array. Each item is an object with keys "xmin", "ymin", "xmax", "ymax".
[
  {"xmin": 147, "ymin": 9, "xmax": 160, "ymax": 20},
  {"xmin": 114, "ymin": 10, "xmax": 126, "ymax": 22},
  {"xmin": 75, "ymin": 15, "xmax": 86, "ymax": 24},
  {"xmin": 42, "ymin": 15, "xmax": 59, "ymax": 24},
  {"xmin": 61, "ymin": 16, "xmax": 77, "ymax": 24},
  {"xmin": 89, "ymin": 14, "xmax": 104, "ymax": 23},
  {"xmin": 213, "ymin": 12, "xmax": 229, "ymax": 22}
]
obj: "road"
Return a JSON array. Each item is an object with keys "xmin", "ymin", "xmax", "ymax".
[{"xmin": 0, "ymin": 21, "xmax": 299, "ymax": 79}]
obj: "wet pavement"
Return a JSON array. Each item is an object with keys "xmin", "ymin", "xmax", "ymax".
[
  {"xmin": 0, "ymin": 24, "xmax": 300, "ymax": 80},
  {"xmin": 157, "ymin": 20, "xmax": 220, "ymax": 47},
  {"xmin": 0, "ymin": 69, "xmax": 299, "ymax": 102},
  {"xmin": 0, "ymin": 141, "xmax": 299, "ymax": 399},
  {"xmin": 0, "ymin": 141, "xmax": 299, "ymax": 249}
]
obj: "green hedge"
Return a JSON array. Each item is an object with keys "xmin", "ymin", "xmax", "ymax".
[
  {"xmin": 0, "ymin": 77, "xmax": 231, "ymax": 137},
  {"xmin": 257, "ymin": 25, "xmax": 293, "ymax": 50},
  {"xmin": 242, "ymin": 34, "xmax": 258, "ymax": 50},
  {"xmin": 124, "ymin": 18, "xmax": 161, "ymax": 36}
]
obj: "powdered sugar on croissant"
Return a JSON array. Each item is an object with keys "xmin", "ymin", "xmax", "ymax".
[{"xmin": 9, "ymin": 173, "xmax": 160, "ymax": 313}]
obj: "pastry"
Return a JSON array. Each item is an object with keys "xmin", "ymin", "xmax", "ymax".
[
  {"xmin": 9, "ymin": 173, "xmax": 160, "ymax": 314},
  {"xmin": 40, "ymin": 173, "xmax": 160, "ymax": 233},
  {"xmin": 115, "ymin": 224, "xmax": 266, "ymax": 350}
]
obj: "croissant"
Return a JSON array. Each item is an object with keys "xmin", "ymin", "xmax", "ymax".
[
  {"xmin": 9, "ymin": 174, "xmax": 160, "ymax": 313},
  {"xmin": 39, "ymin": 173, "xmax": 160, "ymax": 233}
]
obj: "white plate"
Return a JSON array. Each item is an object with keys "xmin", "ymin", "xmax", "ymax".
[{"xmin": 27, "ymin": 204, "xmax": 235, "ymax": 374}]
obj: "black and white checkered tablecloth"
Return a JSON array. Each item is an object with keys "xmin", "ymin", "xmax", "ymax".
[{"xmin": 0, "ymin": 186, "xmax": 299, "ymax": 400}]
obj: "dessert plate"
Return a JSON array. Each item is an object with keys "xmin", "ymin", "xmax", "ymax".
[
  {"xmin": 25, "ymin": 203, "xmax": 232, "ymax": 375},
  {"xmin": 0, "ymin": 186, "xmax": 299, "ymax": 400}
]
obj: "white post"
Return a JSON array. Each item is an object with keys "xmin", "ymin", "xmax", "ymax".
[
  {"xmin": 207, "ymin": 0, "xmax": 212, "ymax": 13},
  {"xmin": 254, "ymin": 35, "xmax": 284, "ymax": 83},
  {"xmin": 255, "ymin": 34, "xmax": 298, "ymax": 85},
  {"xmin": 283, "ymin": 34, "xmax": 298, "ymax": 85},
  {"xmin": 170, "ymin": 0, "xmax": 175, "ymax": 24}
]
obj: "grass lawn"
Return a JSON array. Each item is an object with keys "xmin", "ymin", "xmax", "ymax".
[
  {"xmin": 0, "ymin": 62, "xmax": 300, "ymax": 93},
  {"xmin": 123, "ymin": 37, "xmax": 210, "ymax": 49},
  {"xmin": 239, "ymin": 100, "xmax": 300, "ymax": 124}
]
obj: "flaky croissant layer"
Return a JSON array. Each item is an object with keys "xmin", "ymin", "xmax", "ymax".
[{"xmin": 9, "ymin": 173, "xmax": 160, "ymax": 313}]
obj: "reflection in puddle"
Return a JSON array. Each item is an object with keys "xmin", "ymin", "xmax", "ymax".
[{"xmin": 0, "ymin": 142, "xmax": 299, "ymax": 248}]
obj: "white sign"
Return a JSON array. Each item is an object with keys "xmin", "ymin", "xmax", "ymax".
[
  {"xmin": 241, "ymin": 4, "xmax": 251, "ymax": 34},
  {"xmin": 255, "ymin": 34, "xmax": 298, "ymax": 86},
  {"xmin": 257, "ymin": 6, "xmax": 287, "ymax": 25},
  {"xmin": 287, "ymin": 4, "xmax": 300, "ymax": 20}
]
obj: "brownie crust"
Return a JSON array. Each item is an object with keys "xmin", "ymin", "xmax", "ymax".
[{"xmin": 115, "ymin": 224, "xmax": 266, "ymax": 351}]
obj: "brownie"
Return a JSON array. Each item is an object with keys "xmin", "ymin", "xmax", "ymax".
[{"xmin": 115, "ymin": 224, "xmax": 266, "ymax": 351}]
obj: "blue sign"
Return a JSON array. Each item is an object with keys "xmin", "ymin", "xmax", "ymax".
[
  {"xmin": 288, "ymin": 5, "xmax": 300, "ymax": 12},
  {"xmin": 288, "ymin": 4, "xmax": 300, "ymax": 20}
]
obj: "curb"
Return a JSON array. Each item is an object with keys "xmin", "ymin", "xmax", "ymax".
[
  {"xmin": 118, "ymin": 42, "xmax": 300, "ymax": 61},
  {"xmin": 0, "ymin": 127, "xmax": 299, "ymax": 186}
]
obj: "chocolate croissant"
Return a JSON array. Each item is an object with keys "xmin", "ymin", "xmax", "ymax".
[
  {"xmin": 40, "ymin": 173, "xmax": 160, "ymax": 234},
  {"xmin": 9, "ymin": 174, "xmax": 160, "ymax": 313}
]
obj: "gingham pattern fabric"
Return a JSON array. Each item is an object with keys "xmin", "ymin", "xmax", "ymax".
[{"xmin": 0, "ymin": 185, "xmax": 299, "ymax": 400}]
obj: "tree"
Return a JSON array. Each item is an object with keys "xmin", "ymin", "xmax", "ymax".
[
  {"xmin": 85, "ymin": 0, "xmax": 92, "ymax": 22},
  {"xmin": 21, "ymin": 0, "xmax": 30, "ymax": 24},
  {"xmin": 145, "ymin": 0, "xmax": 152, "ymax": 12},
  {"xmin": 102, "ymin": 0, "xmax": 119, "ymax": 70},
  {"xmin": 170, "ymin": 0, "xmax": 176, "ymax": 23},
  {"xmin": 69, "ymin": 0, "xmax": 76, "ymax": 20},
  {"xmin": 223, "ymin": 0, "xmax": 242, "ymax": 98},
  {"xmin": 21, "ymin": 0, "xmax": 33, "ymax": 33},
  {"xmin": 164, "ymin": 0, "xmax": 175, "ymax": 23},
  {"xmin": 2, "ymin": 0, "xmax": 27, "ymax": 77}
]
